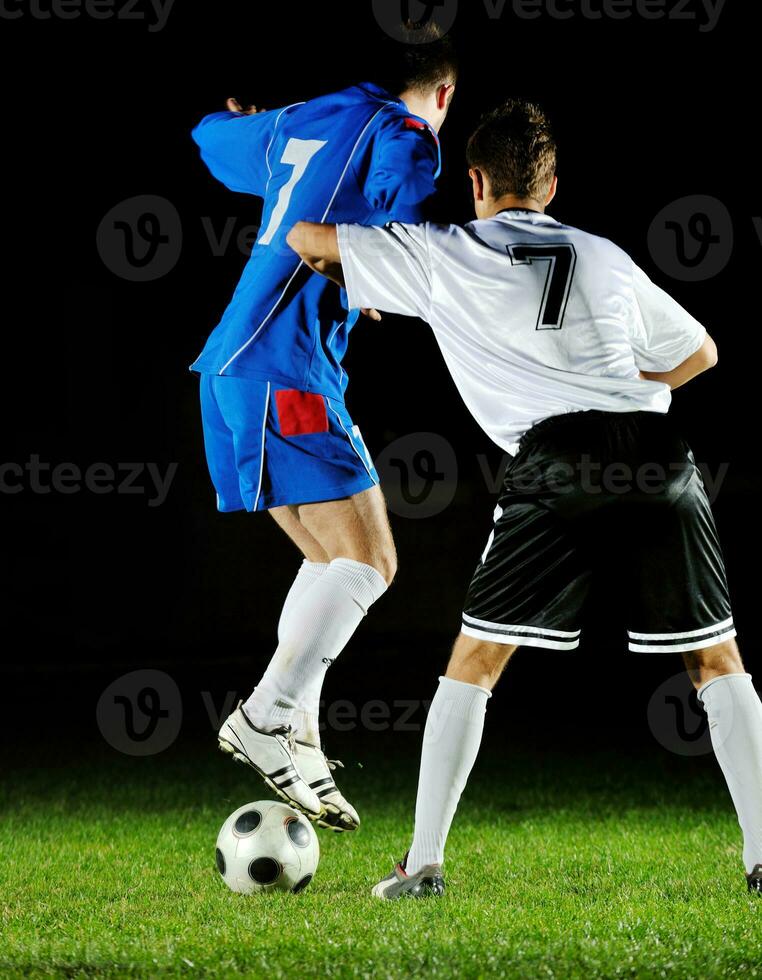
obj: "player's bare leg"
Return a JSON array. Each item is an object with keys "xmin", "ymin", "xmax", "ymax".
[
  {"xmin": 293, "ymin": 484, "xmax": 397, "ymax": 583},
  {"xmin": 684, "ymin": 639, "xmax": 762, "ymax": 892},
  {"xmin": 682, "ymin": 637, "xmax": 745, "ymax": 687},
  {"xmin": 373, "ymin": 634, "xmax": 517, "ymax": 898},
  {"xmin": 225, "ymin": 486, "xmax": 395, "ymax": 831},
  {"xmin": 445, "ymin": 631, "xmax": 517, "ymax": 688},
  {"xmin": 269, "ymin": 504, "xmax": 330, "ymax": 565}
]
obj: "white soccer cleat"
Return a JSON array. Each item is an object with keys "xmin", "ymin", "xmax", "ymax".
[
  {"xmin": 218, "ymin": 704, "xmax": 325, "ymax": 822},
  {"xmin": 292, "ymin": 740, "xmax": 360, "ymax": 832}
]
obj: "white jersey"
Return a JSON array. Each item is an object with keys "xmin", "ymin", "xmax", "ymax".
[{"xmin": 337, "ymin": 209, "xmax": 706, "ymax": 454}]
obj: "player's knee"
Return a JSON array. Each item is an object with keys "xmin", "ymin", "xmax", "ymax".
[
  {"xmin": 683, "ymin": 638, "xmax": 744, "ymax": 686},
  {"xmin": 370, "ymin": 546, "xmax": 397, "ymax": 586},
  {"xmin": 447, "ymin": 633, "xmax": 516, "ymax": 688},
  {"xmin": 333, "ymin": 545, "xmax": 396, "ymax": 585}
]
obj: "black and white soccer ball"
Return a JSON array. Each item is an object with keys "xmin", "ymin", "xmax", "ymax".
[{"xmin": 215, "ymin": 800, "xmax": 319, "ymax": 894}]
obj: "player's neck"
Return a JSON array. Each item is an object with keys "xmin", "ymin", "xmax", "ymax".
[
  {"xmin": 398, "ymin": 89, "xmax": 434, "ymax": 128},
  {"xmin": 486, "ymin": 194, "xmax": 546, "ymax": 218}
]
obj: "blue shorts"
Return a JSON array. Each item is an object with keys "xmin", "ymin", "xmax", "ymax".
[{"xmin": 199, "ymin": 375, "xmax": 379, "ymax": 512}]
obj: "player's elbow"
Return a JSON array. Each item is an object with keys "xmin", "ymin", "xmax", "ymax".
[
  {"xmin": 286, "ymin": 222, "xmax": 310, "ymax": 259},
  {"xmin": 702, "ymin": 335, "xmax": 718, "ymax": 369}
]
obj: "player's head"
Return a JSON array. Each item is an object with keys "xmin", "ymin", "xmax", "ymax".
[
  {"xmin": 467, "ymin": 99, "xmax": 558, "ymax": 219},
  {"xmin": 375, "ymin": 24, "xmax": 458, "ymax": 133}
]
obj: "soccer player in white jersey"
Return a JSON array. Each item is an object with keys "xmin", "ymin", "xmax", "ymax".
[{"xmin": 287, "ymin": 100, "xmax": 762, "ymax": 896}]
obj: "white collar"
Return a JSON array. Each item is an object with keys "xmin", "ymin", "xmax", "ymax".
[{"xmin": 495, "ymin": 208, "xmax": 559, "ymax": 225}]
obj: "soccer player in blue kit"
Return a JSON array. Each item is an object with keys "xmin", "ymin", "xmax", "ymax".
[{"xmin": 190, "ymin": 28, "xmax": 457, "ymax": 831}]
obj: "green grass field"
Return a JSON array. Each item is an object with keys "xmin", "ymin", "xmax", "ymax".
[{"xmin": 2, "ymin": 737, "xmax": 760, "ymax": 979}]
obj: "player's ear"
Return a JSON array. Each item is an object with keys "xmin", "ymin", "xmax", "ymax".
[
  {"xmin": 469, "ymin": 167, "xmax": 485, "ymax": 203},
  {"xmin": 437, "ymin": 83, "xmax": 455, "ymax": 110},
  {"xmin": 545, "ymin": 175, "xmax": 558, "ymax": 206}
]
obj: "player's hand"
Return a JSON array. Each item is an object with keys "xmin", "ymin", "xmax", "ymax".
[
  {"xmin": 361, "ymin": 309, "xmax": 382, "ymax": 322},
  {"xmin": 226, "ymin": 98, "xmax": 267, "ymax": 115}
]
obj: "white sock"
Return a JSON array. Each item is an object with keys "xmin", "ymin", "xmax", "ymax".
[
  {"xmin": 277, "ymin": 560, "xmax": 328, "ymax": 644},
  {"xmin": 244, "ymin": 558, "xmax": 387, "ymax": 733},
  {"xmin": 406, "ymin": 676, "xmax": 491, "ymax": 874},
  {"xmin": 276, "ymin": 561, "xmax": 328, "ymax": 744},
  {"xmin": 698, "ymin": 672, "xmax": 762, "ymax": 874},
  {"xmin": 289, "ymin": 679, "xmax": 325, "ymax": 747}
]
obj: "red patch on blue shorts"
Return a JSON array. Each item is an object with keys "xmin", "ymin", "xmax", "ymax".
[{"xmin": 275, "ymin": 389, "xmax": 329, "ymax": 437}]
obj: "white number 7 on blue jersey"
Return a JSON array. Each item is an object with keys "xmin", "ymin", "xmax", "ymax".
[{"xmin": 258, "ymin": 138, "xmax": 328, "ymax": 247}]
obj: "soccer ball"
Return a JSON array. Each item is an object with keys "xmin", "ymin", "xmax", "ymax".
[{"xmin": 215, "ymin": 800, "xmax": 319, "ymax": 894}]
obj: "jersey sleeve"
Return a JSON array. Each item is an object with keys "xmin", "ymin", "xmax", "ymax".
[
  {"xmin": 362, "ymin": 114, "xmax": 440, "ymax": 222},
  {"xmin": 631, "ymin": 263, "xmax": 707, "ymax": 372},
  {"xmin": 337, "ymin": 222, "xmax": 432, "ymax": 320},
  {"xmin": 191, "ymin": 109, "xmax": 282, "ymax": 197}
]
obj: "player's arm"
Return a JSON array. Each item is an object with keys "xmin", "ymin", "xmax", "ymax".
[
  {"xmin": 639, "ymin": 334, "xmax": 718, "ymax": 389},
  {"xmin": 192, "ymin": 99, "xmax": 280, "ymax": 197},
  {"xmin": 287, "ymin": 223, "xmax": 344, "ymax": 286},
  {"xmin": 288, "ymin": 222, "xmax": 384, "ymax": 322},
  {"xmin": 289, "ymin": 220, "xmax": 434, "ymax": 322},
  {"xmin": 631, "ymin": 263, "xmax": 715, "ymax": 389}
]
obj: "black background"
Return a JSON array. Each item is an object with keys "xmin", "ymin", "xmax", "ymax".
[{"xmin": 2, "ymin": 0, "xmax": 759, "ymax": 751}]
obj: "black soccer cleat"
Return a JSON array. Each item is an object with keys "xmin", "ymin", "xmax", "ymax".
[{"xmin": 747, "ymin": 864, "xmax": 762, "ymax": 894}]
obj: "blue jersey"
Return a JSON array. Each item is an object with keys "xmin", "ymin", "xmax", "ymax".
[{"xmin": 189, "ymin": 82, "xmax": 441, "ymax": 398}]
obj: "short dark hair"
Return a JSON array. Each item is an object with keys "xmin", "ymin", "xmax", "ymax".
[
  {"xmin": 375, "ymin": 24, "xmax": 458, "ymax": 96},
  {"xmin": 467, "ymin": 99, "xmax": 557, "ymax": 202}
]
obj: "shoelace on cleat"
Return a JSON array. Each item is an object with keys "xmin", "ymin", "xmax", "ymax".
[
  {"xmin": 316, "ymin": 744, "xmax": 344, "ymax": 773},
  {"xmin": 271, "ymin": 725, "xmax": 297, "ymax": 756}
]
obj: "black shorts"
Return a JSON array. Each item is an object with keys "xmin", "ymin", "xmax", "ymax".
[{"xmin": 462, "ymin": 410, "xmax": 735, "ymax": 653}]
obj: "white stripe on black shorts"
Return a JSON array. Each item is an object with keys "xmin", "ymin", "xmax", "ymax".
[{"xmin": 462, "ymin": 410, "xmax": 734, "ymax": 653}]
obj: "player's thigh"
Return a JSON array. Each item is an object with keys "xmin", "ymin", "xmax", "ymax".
[
  {"xmin": 269, "ymin": 505, "xmax": 330, "ymax": 564},
  {"xmin": 198, "ymin": 374, "xmax": 247, "ymax": 513},
  {"xmin": 462, "ymin": 498, "xmax": 589, "ymax": 651},
  {"xmin": 623, "ymin": 456, "xmax": 735, "ymax": 654},
  {"xmin": 296, "ymin": 485, "xmax": 396, "ymax": 582}
]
